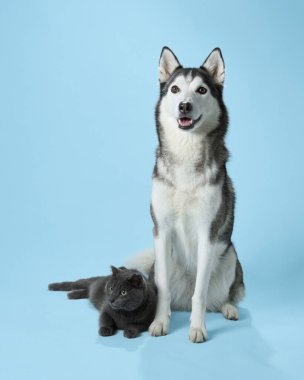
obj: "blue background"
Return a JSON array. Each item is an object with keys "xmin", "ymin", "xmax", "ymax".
[{"xmin": 0, "ymin": 1, "xmax": 303, "ymax": 379}]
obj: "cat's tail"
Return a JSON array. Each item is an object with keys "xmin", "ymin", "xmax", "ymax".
[
  {"xmin": 124, "ymin": 248, "xmax": 155, "ymax": 275},
  {"xmin": 48, "ymin": 277, "xmax": 101, "ymax": 299}
]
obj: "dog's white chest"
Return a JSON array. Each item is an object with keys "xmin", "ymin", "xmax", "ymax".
[{"xmin": 152, "ymin": 172, "xmax": 222, "ymax": 268}]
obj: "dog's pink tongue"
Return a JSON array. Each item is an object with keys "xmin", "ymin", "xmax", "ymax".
[{"xmin": 179, "ymin": 118, "xmax": 192, "ymax": 127}]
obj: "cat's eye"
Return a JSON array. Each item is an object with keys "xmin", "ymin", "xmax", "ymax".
[
  {"xmin": 197, "ymin": 86, "xmax": 207, "ymax": 94},
  {"xmin": 171, "ymin": 85, "xmax": 180, "ymax": 94},
  {"xmin": 120, "ymin": 290, "xmax": 127, "ymax": 296},
  {"xmin": 109, "ymin": 286, "xmax": 113, "ymax": 291}
]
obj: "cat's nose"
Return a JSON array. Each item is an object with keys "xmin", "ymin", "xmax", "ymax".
[{"xmin": 109, "ymin": 298, "xmax": 115, "ymax": 304}]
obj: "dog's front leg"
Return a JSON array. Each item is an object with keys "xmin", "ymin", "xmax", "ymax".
[
  {"xmin": 149, "ymin": 230, "xmax": 171, "ymax": 336},
  {"xmin": 189, "ymin": 234, "xmax": 214, "ymax": 343}
]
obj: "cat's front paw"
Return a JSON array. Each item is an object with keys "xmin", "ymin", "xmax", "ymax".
[
  {"xmin": 124, "ymin": 328, "xmax": 139, "ymax": 339},
  {"xmin": 149, "ymin": 318, "xmax": 170, "ymax": 337},
  {"xmin": 99, "ymin": 326, "xmax": 115, "ymax": 337},
  {"xmin": 189, "ymin": 326, "xmax": 208, "ymax": 343}
]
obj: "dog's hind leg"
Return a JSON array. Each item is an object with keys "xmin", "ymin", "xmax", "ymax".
[
  {"xmin": 221, "ymin": 302, "xmax": 239, "ymax": 320},
  {"xmin": 221, "ymin": 247, "xmax": 245, "ymax": 321}
]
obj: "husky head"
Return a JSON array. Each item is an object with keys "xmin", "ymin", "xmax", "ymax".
[{"xmin": 157, "ymin": 47, "xmax": 227, "ymax": 135}]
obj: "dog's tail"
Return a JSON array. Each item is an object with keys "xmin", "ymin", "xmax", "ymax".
[
  {"xmin": 124, "ymin": 248, "xmax": 155, "ymax": 275},
  {"xmin": 48, "ymin": 277, "xmax": 101, "ymax": 299}
]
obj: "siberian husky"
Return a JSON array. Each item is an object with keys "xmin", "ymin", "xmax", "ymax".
[{"xmin": 126, "ymin": 47, "xmax": 244, "ymax": 343}]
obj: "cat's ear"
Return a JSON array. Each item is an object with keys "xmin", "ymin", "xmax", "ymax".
[
  {"xmin": 118, "ymin": 266, "xmax": 127, "ymax": 270},
  {"xmin": 129, "ymin": 274, "xmax": 143, "ymax": 288},
  {"xmin": 111, "ymin": 266, "xmax": 119, "ymax": 276}
]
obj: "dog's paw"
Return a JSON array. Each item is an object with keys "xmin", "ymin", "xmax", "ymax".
[
  {"xmin": 189, "ymin": 326, "xmax": 208, "ymax": 343},
  {"xmin": 99, "ymin": 326, "xmax": 115, "ymax": 337},
  {"xmin": 221, "ymin": 303, "xmax": 239, "ymax": 321},
  {"xmin": 149, "ymin": 319, "xmax": 169, "ymax": 337}
]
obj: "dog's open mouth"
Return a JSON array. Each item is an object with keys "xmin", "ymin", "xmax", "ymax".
[{"xmin": 177, "ymin": 115, "xmax": 202, "ymax": 130}]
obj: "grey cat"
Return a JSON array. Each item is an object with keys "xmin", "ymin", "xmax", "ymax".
[{"xmin": 49, "ymin": 266, "xmax": 157, "ymax": 338}]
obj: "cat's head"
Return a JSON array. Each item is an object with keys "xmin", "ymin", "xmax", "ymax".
[{"xmin": 105, "ymin": 266, "xmax": 147, "ymax": 311}]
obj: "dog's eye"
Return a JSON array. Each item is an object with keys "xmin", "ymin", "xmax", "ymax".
[
  {"xmin": 120, "ymin": 290, "xmax": 127, "ymax": 296},
  {"xmin": 171, "ymin": 85, "xmax": 180, "ymax": 94},
  {"xmin": 197, "ymin": 86, "xmax": 207, "ymax": 94}
]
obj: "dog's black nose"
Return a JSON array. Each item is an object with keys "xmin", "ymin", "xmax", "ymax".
[{"xmin": 179, "ymin": 102, "xmax": 192, "ymax": 114}]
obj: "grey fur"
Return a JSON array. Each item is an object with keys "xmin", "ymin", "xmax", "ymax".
[
  {"xmin": 229, "ymin": 256, "xmax": 245, "ymax": 305},
  {"xmin": 49, "ymin": 267, "xmax": 157, "ymax": 338},
  {"xmin": 210, "ymin": 173, "xmax": 235, "ymax": 243}
]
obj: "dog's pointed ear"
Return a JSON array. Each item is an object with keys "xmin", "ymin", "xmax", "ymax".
[
  {"xmin": 129, "ymin": 274, "xmax": 143, "ymax": 288},
  {"xmin": 159, "ymin": 46, "xmax": 182, "ymax": 84},
  {"xmin": 111, "ymin": 266, "xmax": 119, "ymax": 276},
  {"xmin": 201, "ymin": 48, "xmax": 225, "ymax": 86}
]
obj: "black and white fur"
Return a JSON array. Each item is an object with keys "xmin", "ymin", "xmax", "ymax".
[{"xmin": 125, "ymin": 47, "xmax": 244, "ymax": 343}]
